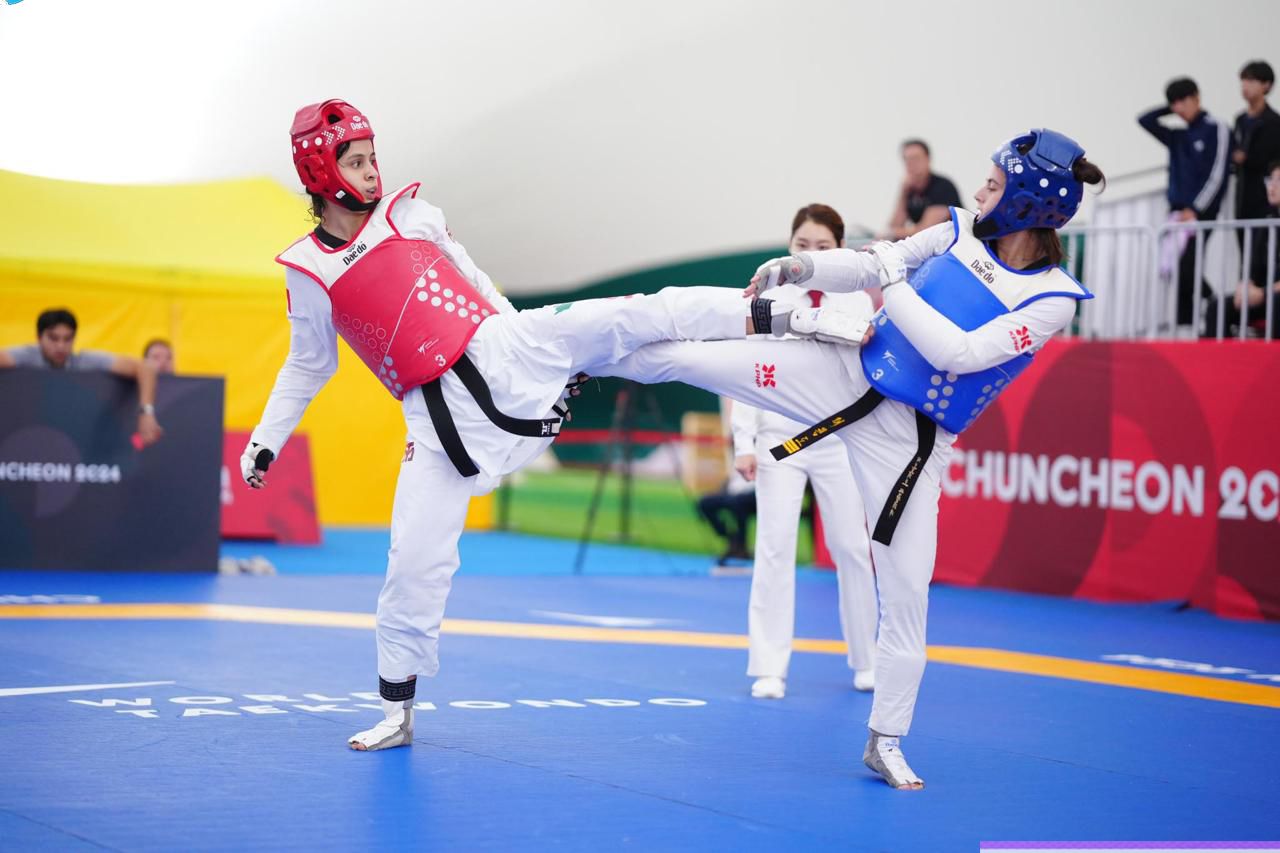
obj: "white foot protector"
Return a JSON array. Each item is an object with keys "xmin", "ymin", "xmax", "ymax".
[
  {"xmin": 750, "ymin": 676, "xmax": 786, "ymax": 699},
  {"xmin": 349, "ymin": 699, "xmax": 414, "ymax": 751},
  {"xmin": 863, "ymin": 731, "xmax": 924, "ymax": 790},
  {"xmin": 780, "ymin": 307, "xmax": 871, "ymax": 346},
  {"xmin": 853, "ymin": 669, "xmax": 875, "ymax": 692}
]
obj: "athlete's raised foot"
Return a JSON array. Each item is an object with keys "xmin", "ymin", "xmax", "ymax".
[
  {"xmin": 781, "ymin": 305, "xmax": 874, "ymax": 346},
  {"xmin": 863, "ymin": 731, "xmax": 924, "ymax": 790}
]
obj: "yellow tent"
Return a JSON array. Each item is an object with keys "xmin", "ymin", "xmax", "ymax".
[{"xmin": 0, "ymin": 169, "xmax": 490, "ymax": 529}]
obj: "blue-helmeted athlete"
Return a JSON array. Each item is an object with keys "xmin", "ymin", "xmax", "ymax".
[{"xmin": 597, "ymin": 129, "xmax": 1106, "ymax": 789}]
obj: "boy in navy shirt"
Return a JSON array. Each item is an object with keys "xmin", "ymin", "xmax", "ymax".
[{"xmin": 1139, "ymin": 77, "xmax": 1231, "ymax": 333}]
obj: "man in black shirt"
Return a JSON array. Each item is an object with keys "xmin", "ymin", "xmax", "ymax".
[
  {"xmin": 1233, "ymin": 59, "xmax": 1280, "ymax": 291},
  {"xmin": 1233, "ymin": 61, "xmax": 1280, "ymax": 224},
  {"xmin": 881, "ymin": 139, "xmax": 962, "ymax": 239},
  {"xmin": 1206, "ymin": 160, "xmax": 1280, "ymax": 339}
]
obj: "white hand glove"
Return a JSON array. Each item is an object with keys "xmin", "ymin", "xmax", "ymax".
[
  {"xmin": 240, "ymin": 441, "xmax": 275, "ymax": 489},
  {"xmin": 867, "ymin": 241, "xmax": 907, "ymax": 288},
  {"xmin": 783, "ymin": 307, "xmax": 873, "ymax": 347},
  {"xmin": 750, "ymin": 254, "xmax": 814, "ymax": 293}
]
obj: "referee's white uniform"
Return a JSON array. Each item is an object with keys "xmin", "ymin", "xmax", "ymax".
[{"xmin": 730, "ymin": 287, "xmax": 877, "ymax": 685}]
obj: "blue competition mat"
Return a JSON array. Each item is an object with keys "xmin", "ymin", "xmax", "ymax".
[{"xmin": 2, "ymin": 531, "xmax": 1278, "ymax": 851}]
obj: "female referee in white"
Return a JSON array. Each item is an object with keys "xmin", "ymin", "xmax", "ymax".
[{"xmin": 730, "ymin": 204, "xmax": 878, "ymax": 701}]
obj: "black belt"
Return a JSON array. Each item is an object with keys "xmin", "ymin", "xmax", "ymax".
[
  {"xmin": 421, "ymin": 354, "xmax": 562, "ymax": 478},
  {"xmin": 870, "ymin": 409, "xmax": 936, "ymax": 546},
  {"xmin": 769, "ymin": 389, "xmax": 885, "ymax": 461},
  {"xmin": 768, "ymin": 389, "xmax": 936, "ymax": 546}
]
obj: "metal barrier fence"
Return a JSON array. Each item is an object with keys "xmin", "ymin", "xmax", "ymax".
[{"xmin": 1060, "ymin": 218, "xmax": 1280, "ymax": 341}]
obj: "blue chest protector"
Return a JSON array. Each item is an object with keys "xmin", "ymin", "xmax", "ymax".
[{"xmin": 858, "ymin": 208, "xmax": 1092, "ymax": 433}]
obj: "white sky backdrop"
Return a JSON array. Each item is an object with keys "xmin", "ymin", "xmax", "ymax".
[{"xmin": 1, "ymin": 0, "xmax": 1277, "ymax": 293}]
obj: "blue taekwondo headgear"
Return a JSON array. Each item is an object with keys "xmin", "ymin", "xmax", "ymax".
[{"xmin": 973, "ymin": 128, "xmax": 1086, "ymax": 239}]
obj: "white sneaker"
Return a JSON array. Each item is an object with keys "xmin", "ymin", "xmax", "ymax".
[
  {"xmin": 349, "ymin": 699, "xmax": 414, "ymax": 751},
  {"xmin": 750, "ymin": 676, "xmax": 786, "ymax": 699},
  {"xmin": 863, "ymin": 731, "xmax": 924, "ymax": 790},
  {"xmin": 782, "ymin": 307, "xmax": 871, "ymax": 346},
  {"xmin": 853, "ymin": 669, "xmax": 875, "ymax": 692}
]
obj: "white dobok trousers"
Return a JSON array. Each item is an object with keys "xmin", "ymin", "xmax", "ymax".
[
  {"xmin": 377, "ymin": 287, "xmax": 746, "ymax": 682},
  {"xmin": 748, "ymin": 432, "xmax": 877, "ymax": 680}
]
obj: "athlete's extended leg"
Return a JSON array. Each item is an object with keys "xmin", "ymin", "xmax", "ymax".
[
  {"xmin": 518, "ymin": 284, "xmax": 849, "ymax": 380},
  {"xmin": 504, "ymin": 287, "xmax": 748, "ymax": 377},
  {"xmin": 598, "ymin": 338, "xmax": 857, "ymax": 427},
  {"xmin": 350, "ymin": 446, "xmax": 474, "ymax": 751}
]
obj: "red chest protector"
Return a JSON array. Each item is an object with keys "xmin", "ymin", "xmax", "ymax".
[{"xmin": 276, "ymin": 184, "xmax": 496, "ymax": 400}]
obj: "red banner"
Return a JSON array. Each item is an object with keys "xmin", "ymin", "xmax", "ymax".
[
  {"xmin": 935, "ymin": 340, "xmax": 1280, "ymax": 621},
  {"xmin": 220, "ymin": 431, "xmax": 320, "ymax": 544}
]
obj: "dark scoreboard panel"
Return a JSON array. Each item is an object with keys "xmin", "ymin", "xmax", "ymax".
[{"xmin": 0, "ymin": 368, "xmax": 223, "ymax": 572}]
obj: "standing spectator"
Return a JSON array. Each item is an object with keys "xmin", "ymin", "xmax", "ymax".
[
  {"xmin": 881, "ymin": 139, "xmax": 962, "ymax": 240},
  {"xmin": 1206, "ymin": 160, "xmax": 1280, "ymax": 339},
  {"xmin": 143, "ymin": 338, "xmax": 176, "ymax": 374},
  {"xmin": 0, "ymin": 308, "xmax": 164, "ymax": 446},
  {"xmin": 1232, "ymin": 61, "xmax": 1280, "ymax": 251},
  {"xmin": 1139, "ymin": 77, "xmax": 1231, "ymax": 333}
]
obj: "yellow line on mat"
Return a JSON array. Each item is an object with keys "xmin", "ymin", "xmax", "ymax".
[{"xmin": 1, "ymin": 602, "xmax": 1277, "ymax": 709}]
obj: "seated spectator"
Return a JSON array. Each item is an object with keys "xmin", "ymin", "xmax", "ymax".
[
  {"xmin": 0, "ymin": 308, "xmax": 165, "ymax": 446},
  {"xmin": 143, "ymin": 338, "xmax": 175, "ymax": 374},
  {"xmin": 1138, "ymin": 77, "xmax": 1231, "ymax": 334},
  {"xmin": 1206, "ymin": 160, "xmax": 1280, "ymax": 339},
  {"xmin": 695, "ymin": 471, "xmax": 756, "ymax": 566},
  {"xmin": 880, "ymin": 139, "xmax": 962, "ymax": 240}
]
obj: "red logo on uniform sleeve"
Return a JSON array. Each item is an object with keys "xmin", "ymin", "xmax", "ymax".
[
  {"xmin": 1009, "ymin": 325, "xmax": 1033, "ymax": 352},
  {"xmin": 403, "ymin": 441, "xmax": 415, "ymax": 462},
  {"xmin": 754, "ymin": 363, "xmax": 778, "ymax": 388}
]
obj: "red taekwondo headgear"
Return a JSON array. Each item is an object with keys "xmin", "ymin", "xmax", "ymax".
[{"xmin": 290, "ymin": 99, "xmax": 382, "ymax": 212}]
